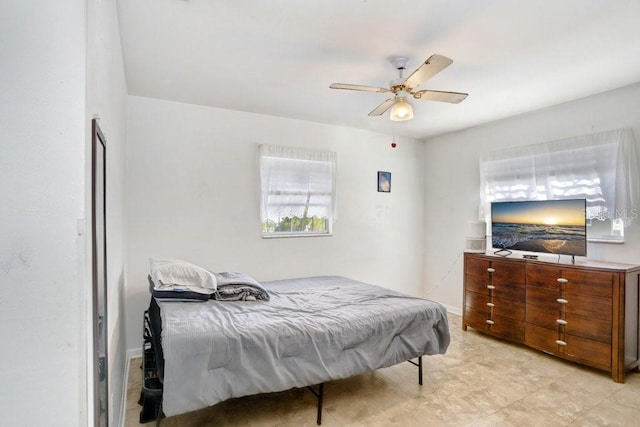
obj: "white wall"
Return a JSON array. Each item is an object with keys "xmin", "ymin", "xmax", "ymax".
[
  {"xmin": 0, "ymin": 2, "xmax": 87, "ymax": 425},
  {"xmin": 86, "ymin": 0, "xmax": 129, "ymax": 424},
  {"xmin": 125, "ymin": 95, "xmax": 425, "ymax": 351},
  {"xmin": 0, "ymin": 1, "xmax": 128, "ymax": 425},
  {"xmin": 423, "ymin": 83, "xmax": 640, "ymax": 313}
]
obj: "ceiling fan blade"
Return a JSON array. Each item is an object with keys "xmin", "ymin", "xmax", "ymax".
[
  {"xmin": 413, "ymin": 90, "xmax": 468, "ymax": 104},
  {"xmin": 330, "ymin": 83, "xmax": 391, "ymax": 93},
  {"xmin": 368, "ymin": 98, "xmax": 396, "ymax": 116},
  {"xmin": 403, "ymin": 54, "xmax": 454, "ymax": 89}
]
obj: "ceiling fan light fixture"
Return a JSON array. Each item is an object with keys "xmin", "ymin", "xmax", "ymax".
[{"xmin": 390, "ymin": 97, "xmax": 414, "ymax": 121}]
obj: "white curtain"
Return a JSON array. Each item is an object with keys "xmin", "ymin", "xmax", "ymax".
[
  {"xmin": 479, "ymin": 128, "xmax": 639, "ymax": 229},
  {"xmin": 259, "ymin": 144, "xmax": 337, "ymax": 225}
]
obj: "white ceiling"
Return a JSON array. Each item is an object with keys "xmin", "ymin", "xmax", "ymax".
[{"xmin": 117, "ymin": 0, "xmax": 640, "ymax": 140}]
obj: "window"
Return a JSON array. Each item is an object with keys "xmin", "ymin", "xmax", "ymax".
[
  {"xmin": 479, "ymin": 128, "xmax": 639, "ymax": 242},
  {"xmin": 259, "ymin": 144, "xmax": 337, "ymax": 237}
]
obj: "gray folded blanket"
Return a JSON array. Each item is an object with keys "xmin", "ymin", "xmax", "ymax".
[{"xmin": 213, "ymin": 272, "xmax": 270, "ymax": 301}]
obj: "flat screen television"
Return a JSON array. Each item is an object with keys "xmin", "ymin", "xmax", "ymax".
[{"xmin": 491, "ymin": 199, "xmax": 587, "ymax": 257}]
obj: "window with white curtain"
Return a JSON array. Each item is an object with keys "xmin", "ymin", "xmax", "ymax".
[
  {"xmin": 479, "ymin": 128, "xmax": 639, "ymax": 243},
  {"xmin": 259, "ymin": 144, "xmax": 337, "ymax": 237}
]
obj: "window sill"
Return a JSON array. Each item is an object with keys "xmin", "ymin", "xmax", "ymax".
[
  {"xmin": 587, "ymin": 237, "xmax": 625, "ymax": 244},
  {"xmin": 262, "ymin": 232, "xmax": 332, "ymax": 239}
]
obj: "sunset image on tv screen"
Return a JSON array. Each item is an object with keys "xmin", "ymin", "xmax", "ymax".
[{"xmin": 491, "ymin": 199, "xmax": 586, "ymax": 256}]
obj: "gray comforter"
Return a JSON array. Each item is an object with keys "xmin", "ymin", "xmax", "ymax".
[{"xmin": 158, "ymin": 276, "xmax": 450, "ymax": 417}]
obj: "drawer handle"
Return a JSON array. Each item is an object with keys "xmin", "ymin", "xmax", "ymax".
[
  {"xmin": 487, "ymin": 285, "xmax": 496, "ymax": 290},
  {"xmin": 487, "ymin": 268, "xmax": 495, "ymax": 273},
  {"xmin": 556, "ymin": 298, "xmax": 568, "ymax": 304},
  {"xmin": 557, "ymin": 278, "xmax": 568, "ymax": 284},
  {"xmin": 486, "ymin": 319, "xmax": 495, "ymax": 325},
  {"xmin": 486, "ymin": 302, "xmax": 495, "ymax": 307},
  {"xmin": 556, "ymin": 319, "xmax": 568, "ymax": 325},
  {"xmin": 555, "ymin": 339, "xmax": 567, "ymax": 346}
]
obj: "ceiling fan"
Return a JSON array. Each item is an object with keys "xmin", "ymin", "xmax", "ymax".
[{"xmin": 329, "ymin": 54, "xmax": 468, "ymax": 121}]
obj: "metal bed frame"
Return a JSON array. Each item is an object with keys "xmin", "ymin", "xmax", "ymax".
[{"xmin": 138, "ymin": 309, "xmax": 425, "ymax": 425}]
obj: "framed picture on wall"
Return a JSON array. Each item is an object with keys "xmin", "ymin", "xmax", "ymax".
[{"xmin": 377, "ymin": 171, "xmax": 391, "ymax": 193}]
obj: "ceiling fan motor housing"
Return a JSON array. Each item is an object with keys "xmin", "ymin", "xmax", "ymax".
[{"xmin": 389, "ymin": 57, "xmax": 409, "ymax": 87}]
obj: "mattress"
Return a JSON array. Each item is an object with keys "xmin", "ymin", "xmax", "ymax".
[{"xmin": 155, "ymin": 275, "xmax": 450, "ymax": 417}]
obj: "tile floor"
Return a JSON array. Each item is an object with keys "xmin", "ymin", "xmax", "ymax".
[{"xmin": 123, "ymin": 314, "xmax": 640, "ymax": 426}]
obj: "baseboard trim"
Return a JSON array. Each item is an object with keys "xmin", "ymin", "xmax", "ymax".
[
  {"xmin": 128, "ymin": 346, "xmax": 143, "ymax": 360},
  {"xmin": 119, "ymin": 348, "xmax": 143, "ymax": 427},
  {"xmin": 442, "ymin": 303, "xmax": 462, "ymax": 317}
]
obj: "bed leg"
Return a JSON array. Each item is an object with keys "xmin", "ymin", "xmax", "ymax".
[
  {"xmin": 407, "ymin": 356, "xmax": 423, "ymax": 385},
  {"xmin": 307, "ymin": 383, "xmax": 324, "ymax": 425},
  {"xmin": 317, "ymin": 383, "xmax": 324, "ymax": 425}
]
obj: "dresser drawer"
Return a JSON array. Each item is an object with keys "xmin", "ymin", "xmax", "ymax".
[
  {"xmin": 563, "ymin": 293, "xmax": 612, "ymax": 320},
  {"xmin": 464, "ymin": 273, "xmax": 489, "ymax": 294},
  {"xmin": 465, "ymin": 256, "xmax": 491, "ymax": 277},
  {"xmin": 526, "ymin": 285, "xmax": 612, "ymax": 320},
  {"xmin": 526, "ymin": 264, "xmax": 563, "ymax": 289},
  {"xmin": 526, "ymin": 264, "xmax": 613, "ymax": 298},
  {"xmin": 564, "ymin": 333, "xmax": 612, "ymax": 368},
  {"xmin": 565, "ymin": 270, "xmax": 613, "ymax": 298},
  {"xmin": 525, "ymin": 303, "xmax": 611, "ymax": 343},
  {"xmin": 526, "ymin": 285, "xmax": 560, "ymax": 310},
  {"xmin": 525, "ymin": 323, "xmax": 611, "ymax": 368},
  {"xmin": 525, "ymin": 322, "xmax": 559, "ymax": 354},
  {"xmin": 465, "ymin": 274, "xmax": 525, "ymax": 302},
  {"xmin": 491, "ymin": 259, "xmax": 526, "ymax": 284},
  {"xmin": 465, "ymin": 290, "xmax": 525, "ymax": 320},
  {"xmin": 464, "ymin": 307, "xmax": 525, "ymax": 343},
  {"xmin": 465, "ymin": 257, "xmax": 525, "ymax": 283},
  {"xmin": 566, "ymin": 313, "xmax": 612, "ymax": 344}
]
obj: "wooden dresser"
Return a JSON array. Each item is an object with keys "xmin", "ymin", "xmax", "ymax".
[{"xmin": 463, "ymin": 252, "xmax": 640, "ymax": 382}]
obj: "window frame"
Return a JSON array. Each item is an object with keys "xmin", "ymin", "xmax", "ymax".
[{"xmin": 259, "ymin": 144, "xmax": 337, "ymax": 238}]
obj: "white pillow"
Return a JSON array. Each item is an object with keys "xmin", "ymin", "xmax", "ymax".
[{"xmin": 150, "ymin": 258, "xmax": 217, "ymax": 293}]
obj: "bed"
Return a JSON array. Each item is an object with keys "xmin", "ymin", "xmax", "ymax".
[{"xmin": 139, "ymin": 274, "xmax": 450, "ymax": 424}]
